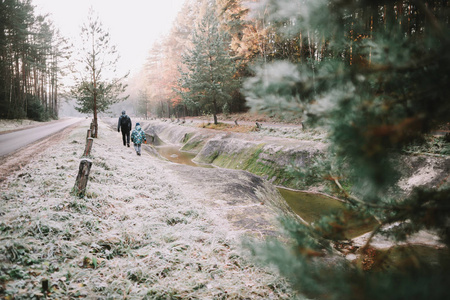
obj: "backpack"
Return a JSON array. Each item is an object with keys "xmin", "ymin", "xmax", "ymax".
[{"xmin": 121, "ymin": 115, "xmax": 129, "ymax": 127}]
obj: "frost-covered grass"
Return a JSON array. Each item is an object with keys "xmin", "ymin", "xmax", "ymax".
[
  {"xmin": 0, "ymin": 119, "xmax": 42, "ymax": 132},
  {"xmin": 0, "ymin": 120, "xmax": 292, "ymax": 299},
  {"xmin": 254, "ymin": 126, "xmax": 328, "ymax": 142}
]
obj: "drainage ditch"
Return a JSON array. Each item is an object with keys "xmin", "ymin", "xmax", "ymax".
[{"xmin": 153, "ymin": 143, "xmax": 376, "ymax": 238}]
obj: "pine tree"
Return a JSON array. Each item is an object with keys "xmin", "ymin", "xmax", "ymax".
[
  {"xmin": 0, "ymin": 0, "xmax": 65, "ymax": 120},
  {"xmin": 135, "ymin": 89, "xmax": 149, "ymax": 119},
  {"xmin": 178, "ymin": 0, "xmax": 239, "ymax": 124},
  {"xmin": 70, "ymin": 8, "xmax": 128, "ymax": 137},
  {"xmin": 244, "ymin": 1, "xmax": 450, "ymax": 299},
  {"xmin": 146, "ymin": 41, "xmax": 167, "ymax": 118}
]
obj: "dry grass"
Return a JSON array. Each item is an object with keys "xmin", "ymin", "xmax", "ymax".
[
  {"xmin": 0, "ymin": 119, "xmax": 293, "ymax": 299},
  {"xmin": 196, "ymin": 121, "xmax": 327, "ymax": 142},
  {"xmin": 198, "ymin": 122, "xmax": 257, "ymax": 133},
  {"xmin": 220, "ymin": 112, "xmax": 303, "ymax": 125}
]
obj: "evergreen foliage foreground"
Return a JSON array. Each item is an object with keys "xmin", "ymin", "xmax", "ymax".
[{"xmin": 244, "ymin": 1, "xmax": 450, "ymax": 299}]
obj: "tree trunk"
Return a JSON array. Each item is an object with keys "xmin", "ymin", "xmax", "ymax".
[
  {"xmin": 92, "ymin": 30, "xmax": 98, "ymax": 138},
  {"xmin": 167, "ymin": 100, "xmax": 171, "ymax": 119},
  {"xmin": 73, "ymin": 159, "xmax": 93, "ymax": 197},
  {"xmin": 93, "ymin": 89, "xmax": 98, "ymax": 138},
  {"xmin": 213, "ymin": 98, "xmax": 218, "ymax": 125}
]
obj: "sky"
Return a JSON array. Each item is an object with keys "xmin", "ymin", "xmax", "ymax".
[{"xmin": 33, "ymin": 0, "xmax": 186, "ymax": 77}]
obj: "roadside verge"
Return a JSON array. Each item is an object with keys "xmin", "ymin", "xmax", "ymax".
[{"xmin": 0, "ymin": 119, "xmax": 293, "ymax": 298}]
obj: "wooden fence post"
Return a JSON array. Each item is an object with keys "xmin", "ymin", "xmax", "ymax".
[
  {"xmin": 86, "ymin": 129, "xmax": 91, "ymax": 141},
  {"xmin": 93, "ymin": 123, "xmax": 97, "ymax": 138},
  {"xmin": 73, "ymin": 159, "xmax": 92, "ymax": 197},
  {"xmin": 90, "ymin": 121, "xmax": 95, "ymax": 138},
  {"xmin": 83, "ymin": 137, "xmax": 94, "ymax": 157}
]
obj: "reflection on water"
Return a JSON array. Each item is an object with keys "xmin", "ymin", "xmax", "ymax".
[
  {"xmin": 279, "ymin": 188, "xmax": 344, "ymax": 223},
  {"xmin": 154, "ymin": 145, "xmax": 210, "ymax": 168},
  {"xmin": 279, "ymin": 188, "xmax": 378, "ymax": 239}
]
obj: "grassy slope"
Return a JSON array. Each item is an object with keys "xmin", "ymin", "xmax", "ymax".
[{"xmin": 0, "ymin": 119, "xmax": 291, "ymax": 299}]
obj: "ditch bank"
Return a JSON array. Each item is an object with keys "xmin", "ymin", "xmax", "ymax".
[
  {"xmin": 143, "ymin": 120, "xmax": 450, "ymax": 194},
  {"xmin": 143, "ymin": 120, "xmax": 327, "ymax": 190},
  {"xmin": 142, "ymin": 120, "xmax": 450, "ymax": 248}
]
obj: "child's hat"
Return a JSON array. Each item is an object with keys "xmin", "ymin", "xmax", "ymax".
[{"xmin": 136, "ymin": 122, "xmax": 140, "ymax": 126}]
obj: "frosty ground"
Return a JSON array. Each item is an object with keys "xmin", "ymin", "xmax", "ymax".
[
  {"xmin": 0, "ymin": 119, "xmax": 294, "ymax": 299},
  {"xmin": 0, "ymin": 119, "xmax": 42, "ymax": 133}
]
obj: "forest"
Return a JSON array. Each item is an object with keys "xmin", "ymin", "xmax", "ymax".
[
  {"xmin": 0, "ymin": 0, "xmax": 68, "ymax": 121},
  {"xmin": 137, "ymin": 0, "xmax": 450, "ymax": 123},
  {"xmin": 1, "ymin": 0, "xmax": 448, "ymax": 124}
]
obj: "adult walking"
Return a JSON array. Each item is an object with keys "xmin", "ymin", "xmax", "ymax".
[
  {"xmin": 131, "ymin": 122, "xmax": 147, "ymax": 156},
  {"xmin": 118, "ymin": 110, "xmax": 132, "ymax": 147}
]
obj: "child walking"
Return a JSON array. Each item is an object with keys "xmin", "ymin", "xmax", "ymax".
[{"xmin": 131, "ymin": 122, "xmax": 147, "ymax": 156}]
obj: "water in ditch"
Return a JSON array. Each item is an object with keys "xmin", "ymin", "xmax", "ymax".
[
  {"xmin": 154, "ymin": 145, "xmax": 200, "ymax": 167},
  {"xmin": 279, "ymin": 188, "xmax": 377, "ymax": 239},
  {"xmin": 151, "ymin": 142, "xmax": 448, "ymax": 269}
]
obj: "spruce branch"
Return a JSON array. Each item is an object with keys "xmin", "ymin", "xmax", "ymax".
[
  {"xmin": 360, "ymin": 222, "xmax": 383, "ymax": 251},
  {"xmin": 331, "ymin": 176, "xmax": 386, "ymax": 211},
  {"xmin": 401, "ymin": 150, "xmax": 449, "ymax": 158}
]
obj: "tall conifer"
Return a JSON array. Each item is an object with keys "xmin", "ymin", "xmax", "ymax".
[{"xmin": 178, "ymin": 0, "xmax": 239, "ymax": 124}]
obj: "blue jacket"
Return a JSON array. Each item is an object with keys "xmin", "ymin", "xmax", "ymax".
[{"xmin": 131, "ymin": 125, "xmax": 146, "ymax": 144}]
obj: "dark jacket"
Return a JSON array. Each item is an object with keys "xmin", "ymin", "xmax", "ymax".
[{"xmin": 118, "ymin": 114, "xmax": 132, "ymax": 132}]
